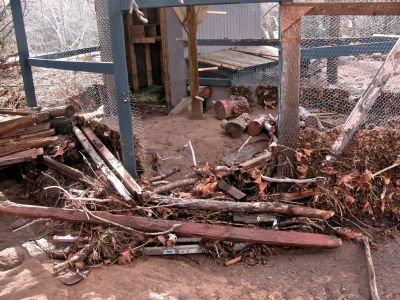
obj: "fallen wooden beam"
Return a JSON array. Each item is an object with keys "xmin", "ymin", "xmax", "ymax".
[
  {"xmin": 82, "ymin": 127, "xmax": 142, "ymax": 199},
  {"xmin": 0, "ymin": 136, "xmax": 58, "ymax": 157},
  {"xmin": 0, "ymin": 129, "xmax": 55, "ymax": 146},
  {"xmin": 0, "ymin": 201, "xmax": 342, "ymax": 249},
  {"xmin": 40, "ymin": 156, "xmax": 85, "ymax": 180},
  {"xmin": 148, "ymin": 195, "xmax": 334, "ymax": 219},
  {"xmin": 72, "ymin": 125, "xmax": 132, "ymax": 201},
  {"xmin": 0, "ymin": 148, "xmax": 43, "ymax": 167},
  {"xmin": 332, "ymin": 37, "xmax": 400, "ymax": 156}
]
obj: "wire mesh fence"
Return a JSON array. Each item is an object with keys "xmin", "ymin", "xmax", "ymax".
[
  {"xmin": 299, "ymin": 12, "xmax": 400, "ymax": 130},
  {"xmin": 19, "ymin": 0, "xmax": 145, "ymax": 156}
]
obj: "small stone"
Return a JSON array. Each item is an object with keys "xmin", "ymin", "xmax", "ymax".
[{"xmin": 0, "ymin": 246, "xmax": 25, "ymax": 271}]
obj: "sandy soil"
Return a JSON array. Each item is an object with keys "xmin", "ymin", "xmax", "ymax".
[{"xmin": 1, "ymin": 113, "xmax": 400, "ymax": 300}]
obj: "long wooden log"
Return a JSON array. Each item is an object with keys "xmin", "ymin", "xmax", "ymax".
[
  {"xmin": 214, "ymin": 96, "xmax": 249, "ymax": 120},
  {"xmin": 41, "ymin": 156, "xmax": 85, "ymax": 180},
  {"xmin": 72, "ymin": 125, "xmax": 132, "ymax": 201},
  {"xmin": 0, "ymin": 201, "xmax": 342, "ymax": 249},
  {"xmin": 82, "ymin": 127, "xmax": 142, "ymax": 198},
  {"xmin": 0, "ymin": 136, "xmax": 58, "ymax": 157},
  {"xmin": 148, "ymin": 196, "xmax": 334, "ymax": 219},
  {"xmin": 0, "ymin": 129, "xmax": 55, "ymax": 146},
  {"xmin": 332, "ymin": 37, "xmax": 400, "ymax": 156}
]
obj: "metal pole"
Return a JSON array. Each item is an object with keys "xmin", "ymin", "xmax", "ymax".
[
  {"xmin": 108, "ymin": 0, "xmax": 138, "ymax": 177},
  {"xmin": 10, "ymin": 0, "xmax": 37, "ymax": 107}
]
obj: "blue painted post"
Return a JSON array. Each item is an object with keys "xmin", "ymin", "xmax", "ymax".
[
  {"xmin": 108, "ymin": 0, "xmax": 138, "ymax": 177},
  {"xmin": 10, "ymin": 0, "xmax": 37, "ymax": 107}
]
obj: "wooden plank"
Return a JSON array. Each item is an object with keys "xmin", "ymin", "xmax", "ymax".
[
  {"xmin": 145, "ymin": 44, "xmax": 154, "ymax": 86},
  {"xmin": 0, "ymin": 122, "xmax": 51, "ymax": 139},
  {"xmin": 233, "ymin": 213, "xmax": 277, "ymax": 224},
  {"xmin": 82, "ymin": 127, "xmax": 143, "ymax": 198},
  {"xmin": 277, "ymin": 4, "xmax": 302, "ymax": 177},
  {"xmin": 234, "ymin": 46, "xmax": 279, "ymax": 59},
  {"xmin": 0, "ymin": 107, "xmax": 41, "ymax": 116},
  {"xmin": 41, "ymin": 156, "xmax": 85, "ymax": 180},
  {"xmin": 0, "ymin": 129, "xmax": 55, "ymax": 146},
  {"xmin": 0, "ymin": 201, "xmax": 343, "ymax": 249},
  {"xmin": 132, "ymin": 37, "xmax": 157, "ymax": 44},
  {"xmin": 332, "ymin": 37, "xmax": 400, "ymax": 156},
  {"xmin": 0, "ymin": 148, "xmax": 43, "ymax": 167},
  {"xmin": 285, "ymin": 2, "xmax": 400, "ymax": 16},
  {"xmin": 159, "ymin": 8, "xmax": 172, "ymax": 107},
  {"xmin": 239, "ymin": 151, "xmax": 271, "ymax": 173},
  {"xmin": 187, "ymin": 6, "xmax": 202, "ymax": 119},
  {"xmin": 0, "ymin": 136, "xmax": 58, "ymax": 157},
  {"xmin": 72, "ymin": 125, "xmax": 132, "ymax": 201},
  {"xmin": 217, "ymin": 179, "xmax": 246, "ymax": 200},
  {"xmin": 0, "ymin": 114, "xmax": 39, "ymax": 138},
  {"xmin": 195, "ymin": 6, "xmax": 208, "ymax": 26}
]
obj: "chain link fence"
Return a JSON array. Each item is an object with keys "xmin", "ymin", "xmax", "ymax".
[{"xmin": 20, "ymin": 0, "xmax": 145, "ymax": 159}]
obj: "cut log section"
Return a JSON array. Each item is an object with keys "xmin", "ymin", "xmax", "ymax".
[
  {"xmin": 0, "ymin": 201, "xmax": 343, "ymax": 249},
  {"xmin": 247, "ymin": 115, "xmax": 269, "ymax": 136},
  {"xmin": 221, "ymin": 113, "xmax": 252, "ymax": 138},
  {"xmin": 72, "ymin": 125, "xmax": 132, "ymax": 201},
  {"xmin": 81, "ymin": 127, "xmax": 142, "ymax": 198},
  {"xmin": 214, "ymin": 96, "xmax": 249, "ymax": 120}
]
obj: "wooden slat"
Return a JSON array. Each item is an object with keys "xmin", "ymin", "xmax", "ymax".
[
  {"xmin": 0, "ymin": 114, "xmax": 39, "ymax": 138},
  {"xmin": 0, "ymin": 148, "xmax": 43, "ymax": 167},
  {"xmin": 81, "ymin": 127, "xmax": 142, "ymax": 198},
  {"xmin": 72, "ymin": 125, "xmax": 132, "ymax": 201},
  {"xmin": 124, "ymin": 13, "xmax": 140, "ymax": 91},
  {"xmin": 285, "ymin": 2, "xmax": 400, "ymax": 16},
  {"xmin": 132, "ymin": 37, "xmax": 157, "ymax": 44},
  {"xmin": 0, "ymin": 122, "xmax": 51, "ymax": 139},
  {"xmin": 0, "ymin": 136, "xmax": 58, "ymax": 157},
  {"xmin": 0, "ymin": 201, "xmax": 343, "ymax": 249},
  {"xmin": 172, "ymin": 7, "xmax": 188, "ymax": 32},
  {"xmin": 145, "ymin": 44, "xmax": 154, "ymax": 86},
  {"xmin": 332, "ymin": 37, "xmax": 400, "ymax": 156},
  {"xmin": 0, "ymin": 129, "xmax": 55, "ymax": 146},
  {"xmin": 218, "ymin": 179, "xmax": 246, "ymax": 200},
  {"xmin": 234, "ymin": 46, "xmax": 279, "ymax": 59},
  {"xmin": 159, "ymin": 8, "xmax": 172, "ymax": 107}
]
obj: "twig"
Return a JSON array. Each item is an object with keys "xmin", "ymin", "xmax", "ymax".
[
  {"xmin": 12, "ymin": 218, "xmax": 50, "ymax": 233},
  {"xmin": 147, "ymin": 167, "xmax": 181, "ymax": 183},
  {"xmin": 261, "ymin": 175, "xmax": 325, "ymax": 184},
  {"xmin": 146, "ymin": 178, "xmax": 197, "ymax": 195},
  {"xmin": 236, "ymin": 136, "xmax": 252, "ymax": 159},
  {"xmin": 364, "ymin": 238, "xmax": 380, "ymax": 300},
  {"xmin": 372, "ymin": 158, "xmax": 400, "ymax": 177},
  {"xmin": 187, "ymin": 140, "xmax": 197, "ymax": 167}
]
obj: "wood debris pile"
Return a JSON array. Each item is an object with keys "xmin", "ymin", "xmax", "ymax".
[{"xmin": 0, "ymin": 105, "xmax": 398, "ymax": 279}]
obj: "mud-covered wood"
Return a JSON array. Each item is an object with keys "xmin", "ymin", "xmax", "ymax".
[
  {"xmin": 214, "ymin": 96, "xmax": 249, "ymax": 120},
  {"xmin": 0, "ymin": 201, "xmax": 342, "ymax": 249}
]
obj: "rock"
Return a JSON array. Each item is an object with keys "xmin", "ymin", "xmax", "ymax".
[{"xmin": 0, "ymin": 246, "xmax": 25, "ymax": 271}]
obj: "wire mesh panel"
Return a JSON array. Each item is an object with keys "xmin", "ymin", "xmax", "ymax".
[
  {"xmin": 21, "ymin": 0, "xmax": 144, "ymax": 153},
  {"xmin": 299, "ymin": 10, "xmax": 400, "ymax": 129}
]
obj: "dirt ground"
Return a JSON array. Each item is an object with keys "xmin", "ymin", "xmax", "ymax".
[{"xmin": 1, "ymin": 113, "xmax": 400, "ymax": 300}]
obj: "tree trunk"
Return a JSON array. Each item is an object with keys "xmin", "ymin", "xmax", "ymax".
[{"xmin": 214, "ymin": 96, "xmax": 249, "ymax": 120}]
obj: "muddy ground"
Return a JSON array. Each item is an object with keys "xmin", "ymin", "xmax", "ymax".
[{"xmin": 0, "ymin": 113, "xmax": 400, "ymax": 300}]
